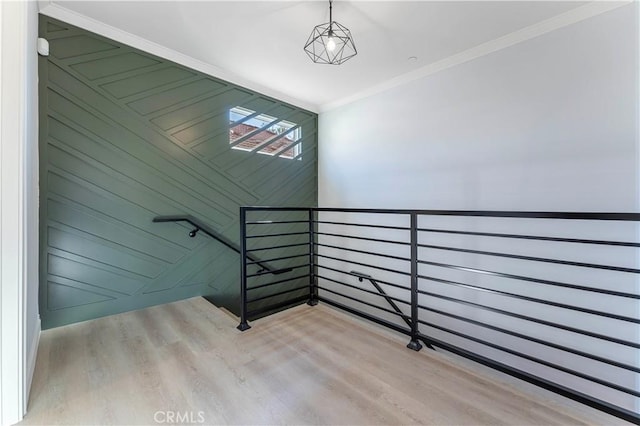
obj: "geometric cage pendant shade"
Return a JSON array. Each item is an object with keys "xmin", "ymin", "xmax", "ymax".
[{"xmin": 304, "ymin": 0, "xmax": 357, "ymax": 65}]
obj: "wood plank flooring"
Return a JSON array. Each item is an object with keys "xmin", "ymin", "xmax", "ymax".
[{"xmin": 20, "ymin": 297, "xmax": 630, "ymax": 425}]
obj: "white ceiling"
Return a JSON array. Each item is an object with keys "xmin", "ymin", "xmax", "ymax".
[{"xmin": 44, "ymin": 1, "xmax": 590, "ymax": 111}]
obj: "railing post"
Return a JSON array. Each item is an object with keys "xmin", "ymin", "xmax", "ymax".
[
  {"xmin": 307, "ymin": 208, "xmax": 318, "ymax": 306},
  {"xmin": 407, "ymin": 212, "xmax": 422, "ymax": 351},
  {"xmin": 237, "ymin": 207, "xmax": 251, "ymax": 331}
]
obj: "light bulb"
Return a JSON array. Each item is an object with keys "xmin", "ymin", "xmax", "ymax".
[{"xmin": 326, "ymin": 36, "xmax": 336, "ymax": 52}]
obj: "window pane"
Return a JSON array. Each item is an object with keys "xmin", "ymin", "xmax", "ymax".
[{"xmin": 229, "ymin": 106, "xmax": 302, "ymax": 160}]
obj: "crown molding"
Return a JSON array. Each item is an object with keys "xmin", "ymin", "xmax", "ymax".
[
  {"xmin": 38, "ymin": 2, "xmax": 320, "ymax": 113},
  {"xmin": 319, "ymin": 1, "xmax": 632, "ymax": 113},
  {"xmin": 37, "ymin": 1, "xmax": 631, "ymax": 116}
]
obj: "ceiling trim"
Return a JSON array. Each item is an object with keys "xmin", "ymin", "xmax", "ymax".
[
  {"xmin": 38, "ymin": 2, "xmax": 321, "ymax": 113},
  {"xmin": 319, "ymin": 1, "xmax": 632, "ymax": 113},
  {"xmin": 38, "ymin": 1, "xmax": 631, "ymax": 116}
]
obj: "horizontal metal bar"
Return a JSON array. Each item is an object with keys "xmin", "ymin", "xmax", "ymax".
[
  {"xmin": 418, "ymin": 243, "xmax": 640, "ymax": 274},
  {"xmin": 317, "ymin": 275, "xmax": 411, "ymax": 306},
  {"xmin": 316, "ymin": 264, "xmax": 410, "ymax": 291},
  {"xmin": 417, "ymin": 259, "xmax": 640, "ymax": 299},
  {"xmin": 318, "ymin": 296, "xmax": 412, "ymax": 336},
  {"xmin": 247, "ymin": 274, "xmax": 310, "ymax": 291},
  {"xmin": 415, "ymin": 332, "xmax": 640, "ymax": 425},
  {"xmin": 246, "ymin": 253, "xmax": 309, "ymax": 265},
  {"xmin": 241, "ymin": 207, "xmax": 640, "ymax": 221},
  {"xmin": 316, "ymin": 253, "xmax": 411, "ymax": 276},
  {"xmin": 316, "ymin": 231, "xmax": 410, "ymax": 246},
  {"xmin": 418, "ymin": 274, "xmax": 640, "ymax": 323},
  {"xmin": 417, "ymin": 304, "xmax": 640, "ymax": 373},
  {"xmin": 246, "ymin": 231, "xmax": 309, "ymax": 239},
  {"xmin": 246, "ymin": 242, "xmax": 309, "ymax": 253},
  {"xmin": 247, "ymin": 285, "xmax": 309, "ymax": 304},
  {"xmin": 243, "ymin": 207, "xmax": 405, "ymax": 214},
  {"xmin": 417, "ymin": 320, "xmax": 640, "ymax": 397},
  {"xmin": 314, "ymin": 220, "xmax": 410, "ymax": 231},
  {"xmin": 315, "ymin": 242, "xmax": 411, "ymax": 262},
  {"xmin": 417, "ymin": 290, "xmax": 640, "ymax": 348},
  {"xmin": 246, "ymin": 220, "xmax": 309, "ymax": 225},
  {"xmin": 317, "ymin": 286, "xmax": 409, "ymax": 319},
  {"xmin": 247, "ymin": 295, "xmax": 308, "ymax": 319},
  {"xmin": 417, "ymin": 227, "xmax": 640, "ymax": 248},
  {"xmin": 422, "ymin": 211, "xmax": 640, "ymax": 221},
  {"xmin": 397, "ymin": 211, "xmax": 640, "ymax": 221}
]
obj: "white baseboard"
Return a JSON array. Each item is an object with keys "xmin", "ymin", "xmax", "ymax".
[{"xmin": 24, "ymin": 317, "xmax": 41, "ymax": 414}]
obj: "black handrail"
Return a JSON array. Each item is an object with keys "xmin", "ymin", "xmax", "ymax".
[
  {"xmin": 349, "ymin": 270, "xmax": 410, "ymax": 323},
  {"xmin": 240, "ymin": 206, "xmax": 640, "ymax": 221},
  {"xmin": 350, "ymin": 270, "xmax": 434, "ymax": 350},
  {"xmin": 153, "ymin": 215, "xmax": 292, "ymax": 275}
]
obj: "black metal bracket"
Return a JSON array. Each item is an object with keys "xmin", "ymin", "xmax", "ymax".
[
  {"xmin": 407, "ymin": 339, "xmax": 423, "ymax": 351},
  {"xmin": 237, "ymin": 322, "xmax": 251, "ymax": 331}
]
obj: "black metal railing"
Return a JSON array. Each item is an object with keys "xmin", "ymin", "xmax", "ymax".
[
  {"xmin": 153, "ymin": 215, "xmax": 292, "ymax": 275},
  {"xmin": 236, "ymin": 209, "xmax": 314, "ymax": 330},
  {"xmin": 238, "ymin": 207, "xmax": 640, "ymax": 423}
]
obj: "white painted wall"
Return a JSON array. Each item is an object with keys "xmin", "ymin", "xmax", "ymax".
[
  {"xmin": 320, "ymin": 4, "xmax": 638, "ymax": 212},
  {"xmin": 318, "ymin": 3, "xmax": 639, "ymax": 414},
  {"xmin": 0, "ymin": 1, "xmax": 40, "ymax": 423}
]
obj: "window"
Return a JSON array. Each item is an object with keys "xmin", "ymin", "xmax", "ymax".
[{"xmin": 229, "ymin": 106, "xmax": 302, "ymax": 159}]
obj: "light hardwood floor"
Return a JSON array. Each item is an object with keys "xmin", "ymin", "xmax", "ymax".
[{"xmin": 20, "ymin": 297, "xmax": 629, "ymax": 425}]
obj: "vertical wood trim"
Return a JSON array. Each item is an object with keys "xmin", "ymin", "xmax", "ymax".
[
  {"xmin": 23, "ymin": 0, "xmax": 40, "ymax": 411},
  {"xmin": 25, "ymin": 318, "xmax": 40, "ymax": 407},
  {"xmin": 0, "ymin": 1, "xmax": 27, "ymax": 423}
]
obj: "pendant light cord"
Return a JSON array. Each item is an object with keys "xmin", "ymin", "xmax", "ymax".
[{"xmin": 329, "ymin": 0, "xmax": 333, "ymax": 32}]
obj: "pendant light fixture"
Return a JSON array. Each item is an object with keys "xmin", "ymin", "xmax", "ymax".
[{"xmin": 304, "ymin": 0, "xmax": 357, "ymax": 65}]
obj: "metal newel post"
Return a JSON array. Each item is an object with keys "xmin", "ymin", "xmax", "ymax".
[
  {"xmin": 407, "ymin": 212, "xmax": 422, "ymax": 351},
  {"xmin": 237, "ymin": 207, "xmax": 251, "ymax": 331},
  {"xmin": 307, "ymin": 208, "xmax": 318, "ymax": 306}
]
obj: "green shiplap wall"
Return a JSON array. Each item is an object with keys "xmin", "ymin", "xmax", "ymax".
[{"xmin": 39, "ymin": 16, "xmax": 318, "ymax": 329}]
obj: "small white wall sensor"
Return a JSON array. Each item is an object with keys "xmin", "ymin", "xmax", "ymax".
[{"xmin": 37, "ymin": 38, "xmax": 49, "ymax": 57}]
